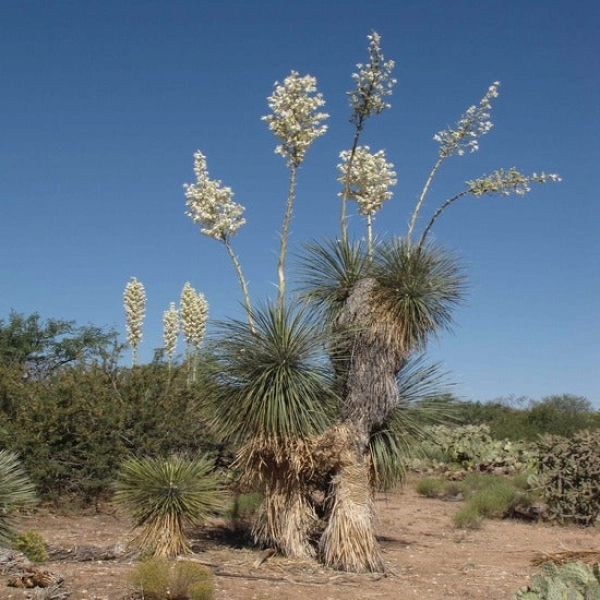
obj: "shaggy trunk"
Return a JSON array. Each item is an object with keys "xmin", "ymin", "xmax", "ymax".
[
  {"xmin": 133, "ymin": 514, "xmax": 190, "ymax": 557},
  {"xmin": 332, "ymin": 278, "xmax": 405, "ymax": 430},
  {"xmin": 252, "ymin": 479, "xmax": 317, "ymax": 559},
  {"xmin": 318, "ymin": 424, "xmax": 384, "ymax": 573},
  {"xmin": 320, "ymin": 278, "xmax": 407, "ymax": 572},
  {"xmin": 237, "ymin": 439, "xmax": 318, "ymax": 560}
]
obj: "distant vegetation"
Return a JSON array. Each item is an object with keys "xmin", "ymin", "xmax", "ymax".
[{"xmin": 0, "ymin": 310, "xmax": 597, "ymax": 508}]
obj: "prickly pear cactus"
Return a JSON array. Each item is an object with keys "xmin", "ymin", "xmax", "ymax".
[{"xmin": 513, "ymin": 562, "xmax": 600, "ymax": 600}]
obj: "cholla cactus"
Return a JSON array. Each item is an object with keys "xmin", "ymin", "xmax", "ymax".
[
  {"xmin": 184, "ymin": 151, "xmax": 246, "ymax": 241},
  {"xmin": 124, "ymin": 277, "xmax": 146, "ymax": 366},
  {"xmin": 180, "ymin": 282, "xmax": 208, "ymax": 381},
  {"xmin": 162, "ymin": 302, "xmax": 179, "ymax": 367},
  {"xmin": 262, "ymin": 71, "xmax": 328, "ymax": 168},
  {"xmin": 349, "ymin": 31, "xmax": 396, "ymax": 127}
]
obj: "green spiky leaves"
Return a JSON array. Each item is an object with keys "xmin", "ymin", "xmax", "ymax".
[
  {"xmin": 114, "ymin": 456, "xmax": 223, "ymax": 557},
  {"xmin": 0, "ymin": 450, "xmax": 37, "ymax": 545},
  {"xmin": 207, "ymin": 302, "xmax": 335, "ymax": 443}
]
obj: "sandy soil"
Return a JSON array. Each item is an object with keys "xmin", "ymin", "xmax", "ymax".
[{"xmin": 4, "ymin": 481, "xmax": 599, "ymax": 600}]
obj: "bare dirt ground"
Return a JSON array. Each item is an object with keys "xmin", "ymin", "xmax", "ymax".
[{"xmin": 4, "ymin": 480, "xmax": 599, "ymax": 600}]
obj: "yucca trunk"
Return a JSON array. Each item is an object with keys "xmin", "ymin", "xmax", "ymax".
[
  {"xmin": 318, "ymin": 424, "xmax": 383, "ymax": 573},
  {"xmin": 252, "ymin": 479, "xmax": 317, "ymax": 559},
  {"xmin": 237, "ymin": 438, "xmax": 319, "ymax": 559},
  {"xmin": 320, "ymin": 278, "xmax": 407, "ymax": 572},
  {"xmin": 132, "ymin": 514, "xmax": 191, "ymax": 557}
]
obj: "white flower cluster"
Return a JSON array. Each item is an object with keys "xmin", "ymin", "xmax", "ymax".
[
  {"xmin": 162, "ymin": 302, "xmax": 180, "ymax": 361},
  {"xmin": 123, "ymin": 277, "xmax": 146, "ymax": 362},
  {"xmin": 434, "ymin": 82, "xmax": 500, "ymax": 158},
  {"xmin": 338, "ymin": 146, "xmax": 397, "ymax": 216},
  {"xmin": 467, "ymin": 168, "xmax": 562, "ymax": 197},
  {"xmin": 262, "ymin": 71, "xmax": 328, "ymax": 166},
  {"xmin": 184, "ymin": 151, "xmax": 246, "ymax": 241},
  {"xmin": 349, "ymin": 31, "xmax": 396, "ymax": 123},
  {"xmin": 180, "ymin": 282, "xmax": 208, "ymax": 350}
]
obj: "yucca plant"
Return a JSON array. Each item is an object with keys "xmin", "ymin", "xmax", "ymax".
[
  {"xmin": 298, "ymin": 237, "xmax": 465, "ymax": 571},
  {"xmin": 114, "ymin": 455, "xmax": 224, "ymax": 557},
  {"xmin": 206, "ymin": 302, "xmax": 336, "ymax": 558},
  {"xmin": 0, "ymin": 450, "xmax": 38, "ymax": 545},
  {"xmin": 369, "ymin": 356, "xmax": 456, "ymax": 491}
]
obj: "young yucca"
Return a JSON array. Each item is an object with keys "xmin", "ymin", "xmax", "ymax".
[
  {"xmin": 0, "ymin": 450, "xmax": 38, "ymax": 545},
  {"xmin": 114, "ymin": 456, "xmax": 224, "ymax": 557}
]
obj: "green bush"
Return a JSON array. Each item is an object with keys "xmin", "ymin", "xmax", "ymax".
[
  {"xmin": 131, "ymin": 557, "xmax": 171, "ymax": 598},
  {"xmin": 453, "ymin": 505, "xmax": 483, "ymax": 529},
  {"xmin": 13, "ymin": 530, "xmax": 48, "ymax": 562},
  {"xmin": 0, "ymin": 359, "xmax": 226, "ymax": 506},
  {"xmin": 536, "ymin": 430, "xmax": 600, "ymax": 526},
  {"xmin": 467, "ymin": 478, "xmax": 517, "ymax": 518},
  {"xmin": 131, "ymin": 557, "xmax": 214, "ymax": 600},
  {"xmin": 452, "ymin": 473, "xmax": 539, "ymax": 527},
  {"xmin": 415, "ymin": 477, "xmax": 447, "ymax": 498}
]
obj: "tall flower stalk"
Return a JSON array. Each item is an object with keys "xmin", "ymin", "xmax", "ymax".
[
  {"xmin": 406, "ymin": 82, "xmax": 500, "ymax": 245},
  {"xmin": 340, "ymin": 31, "xmax": 396, "ymax": 244},
  {"xmin": 417, "ymin": 168, "xmax": 561, "ymax": 249},
  {"xmin": 337, "ymin": 145, "xmax": 396, "ymax": 258},
  {"xmin": 162, "ymin": 302, "xmax": 179, "ymax": 371},
  {"xmin": 124, "ymin": 276, "xmax": 146, "ymax": 366},
  {"xmin": 262, "ymin": 71, "xmax": 328, "ymax": 311},
  {"xmin": 184, "ymin": 151, "xmax": 253, "ymax": 329},
  {"xmin": 180, "ymin": 282, "xmax": 208, "ymax": 382}
]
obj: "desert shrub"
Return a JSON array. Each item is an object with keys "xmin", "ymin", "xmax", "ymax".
[
  {"xmin": 0, "ymin": 450, "xmax": 38, "ymax": 545},
  {"xmin": 415, "ymin": 476, "xmax": 446, "ymax": 498},
  {"xmin": 453, "ymin": 505, "xmax": 483, "ymax": 529},
  {"xmin": 536, "ymin": 430, "xmax": 600, "ymax": 526},
  {"xmin": 13, "ymin": 530, "xmax": 48, "ymax": 562},
  {"xmin": 172, "ymin": 561, "xmax": 214, "ymax": 600},
  {"xmin": 513, "ymin": 561, "xmax": 600, "ymax": 599},
  {"xmin": 452, "ymin": 473, "xmax": 539, "ymax": 527},
  {"xmin": 131, "ymin": 557, "xmax": 171, "ymax": 598},
  {"xmin": 131, "ymin": 557, "xmax": 214, "ymax": 600},
  {"xmin": 114, "ymin": 455, "xmax": 224, "ymax": 557},
  {"xmin": 0, "ymin": 362, "xmax": 127, "ymax": 504},
  {"xmin": 449, "ymin": 395, "xmax": 600, "ymax": 441},
  {"xmin": 467, "ymin": 477, "xmax": 518, "ymax": 518},
  {"xmin": 0, "ymin": 358, "xmax": 226, "ymax": 506}
]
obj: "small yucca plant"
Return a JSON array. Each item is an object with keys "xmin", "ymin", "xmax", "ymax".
[
  {"xmin": 114, "ymin": 456, "xmax": 224, "ymax": 557},
  {"xmin": 0, "ymin": 450, "xmax": 38, "ymax": 545}
]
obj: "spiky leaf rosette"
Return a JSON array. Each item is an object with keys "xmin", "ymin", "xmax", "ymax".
[
  {"xmin": 371, "ymin": 240, "xmax": 467, "ymax": 354},
  {"xmin": 114, "ymin": 456, "xmax": 223, "ymax": 557},
  {"xmin": 207, "ymin": 302, "xmax": 335, "ymax": 444},
  {"xmin": 0, "ymin": 450, "xmax": 37, "ymax": 544},
  {"xmin": 296, "ymin": 238, "xmax": 371, "ymax": 318}
]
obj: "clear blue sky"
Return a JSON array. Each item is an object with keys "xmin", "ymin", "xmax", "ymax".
[{"xmin": 1, "ymin": 0, "xmax": 598, "ymax": 404}]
